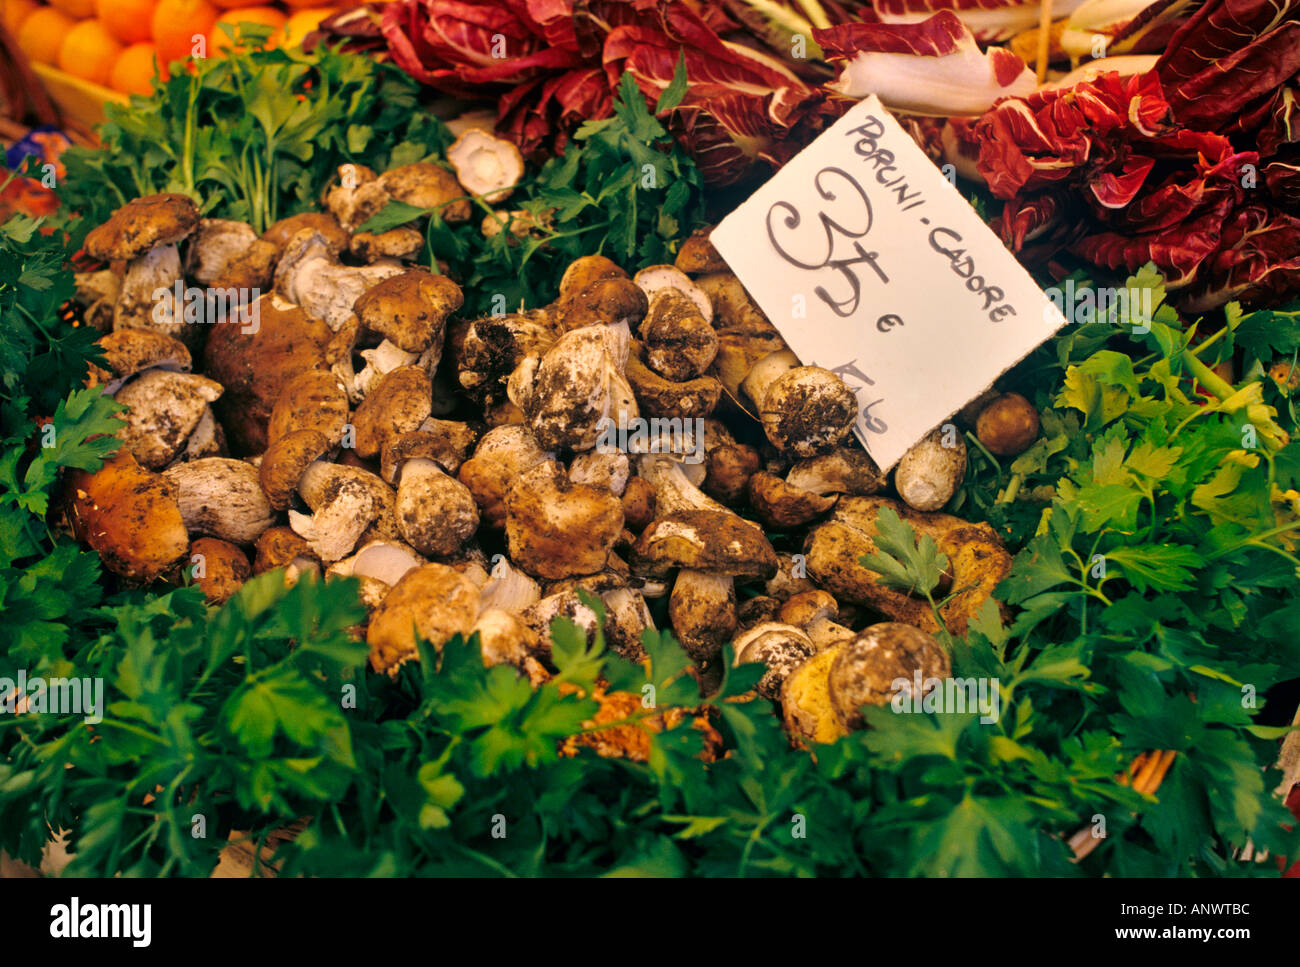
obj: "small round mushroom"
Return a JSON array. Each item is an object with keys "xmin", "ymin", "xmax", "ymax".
[
  {"xmin": 975, "ymin": 392, "xmax": 1040, "ymax": 456},
  {"xmin": 640, "ymin": 289, "xmax": 718, "ymax": 381},
  {"xmin": 674, "ymin": 226, "xmax": 727, "ymax": 276},
  {"xmin": 446, "ymin": 129, "xmax": 525, "ymax": 204},
  {"xmin": 894, "ymin": 426, "xmax": 967, "ymax": 512},
  {"xmin": 733, "ymin": 622, "xmax": 816, "ymax": 700},
  {"xmin": 382, "ymin": 432, "xmax": 480, "ymax": 558},
  {"xmin": 743, "ymin": 352, "xmax": 857, "ymax": 458},
  {"xmin": 253, "ymin": 526, "xmax": 321, "ymax": 585},
  {"xmin": 262, "ymin": 212, "xmax": 350, "ymax": 258},
  {"xmin": 620, "ymin": 476, "xmax": 657, "ymax": 532},
  {"xmin": 367, "ymin": 563, "xmax": 481, "ymax": 674},
  {"xmin": 778, "ymin": 590, "xmax": 853, "ymax": 650},
  {"xmin": 827, "ymin": 622, "xmax": 951, "ymax": 730},
  {"xmin": 189, "ymin": 537, "xmax": 251, "ymax": 605}
]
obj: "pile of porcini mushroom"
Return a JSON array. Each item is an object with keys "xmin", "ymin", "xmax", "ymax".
[{"xmin": 63, "ymin": 132, "xmax": 1042, "ymax": 754}]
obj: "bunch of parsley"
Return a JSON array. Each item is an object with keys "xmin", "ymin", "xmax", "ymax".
[
  {"xmin": 360, "ymin": 66, "xmax": 707, "ymax": 316},
  {"xmin": 56, "ymin": 28, "xmax": 452, "ymax": 238}
]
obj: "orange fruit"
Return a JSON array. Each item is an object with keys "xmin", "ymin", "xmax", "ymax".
[
  {"xmin": 151, "ymin": 0, "xmax": 218, "ymax": 67},
  {"xmin": 2, "ymin": 0, "xmax": 40, "ymax": 37},
  {"xmin": 209, "ymin": 5, "xmax": 285, "ymax": 54},
  {"xmin": 16, "ymin": 7, "xmax": 75, "ymax": 66},
  {"xmin": 58, "ymin": 19, "xmax": 124, "ymax": 87},
  {"xmin": 47, "ymin": 0, "xmax": 97, "ymax": 17},
  {"xmin": 96, "ymin": 0, "xmax": 157, "ymax": 44},
  {"xmin": 109, "ymin": 42, "xmax": 162, "ymax": 95},
  {"xmin": 283, "ymin": 7, "xmax": 335, "ymax": 48},
  {"xmin": 211, "ymin": 0, "xmax": 273, "ymax": 8}
]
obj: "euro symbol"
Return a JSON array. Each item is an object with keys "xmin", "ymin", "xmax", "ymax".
[{"xmin": 876, "ymin": 314, "xmax": 903, "ymax": 333}]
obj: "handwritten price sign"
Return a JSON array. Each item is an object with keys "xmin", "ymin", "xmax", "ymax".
[{"xmin": 712, "ymin": 95, "xmax": 1068, "ymax": 470}]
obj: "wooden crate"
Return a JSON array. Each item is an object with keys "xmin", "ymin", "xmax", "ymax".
[{"xmin": 31, "ymin": 63, "xmax": 126, "ymax": 135}]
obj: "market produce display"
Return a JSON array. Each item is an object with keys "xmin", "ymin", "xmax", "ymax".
[{"xmin": 1, "ymin": 0, "xmax": 1299, "ymax": 880}]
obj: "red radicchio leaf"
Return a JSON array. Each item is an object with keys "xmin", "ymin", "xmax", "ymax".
[
  {"xmin": 1181, "ymin": 204, "xmax": 1300, "ymax": 312},
  {"xmin": 1157, "ymin": 0, "xmax": 1300, "ymax": 131},
  {"xmin": 871, "ymin": 0, "xmax": 1074, "ymax": 43},
  {"xmin": 603, "ymin": 4, "xmax": 823, "ymax": 186}
]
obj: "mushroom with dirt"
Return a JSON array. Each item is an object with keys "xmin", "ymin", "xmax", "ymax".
[
  {"xmin": 732, "ymin": 622, "xmax": 816, "ymax": 700},
  {"xmin": 65, "ymin": 450, "xmax": 191, "ymax": 582},
  {"xmin": 273, "ymin": 229, "xmax": 404, "ymax": 331},
  {"xmin": 380, "ymin": 431, "xmax": 481, "ymax": 557},
  {"xmin": 741, "ymin": 350, "xmax": 858, "ymax": 458},
  {"xmin": 367, "ymin": 563, "xmax": 481, "ymax": 674},
  {"xmin": 827, "ymin": 623, "xmax": 951, "ymax": 730},
  {"xmin": 803, "ymin": 496, "xmax": 1012, "ymax": 637},
  {"xmin": 287, "ymin": 463, "xmax": 395, "ymax": 564},
  {"xmin": 894, "ymin": 425, "xmax": 967, "ymax": 512},
  {"xmin": 504, "ymin": 460, "xmax": 625, "ymax": 580}
]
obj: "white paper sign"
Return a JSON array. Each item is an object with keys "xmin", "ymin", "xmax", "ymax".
[{"xmin": 712, "ymin": 94, "xmax": 1068, "ymax": 470}]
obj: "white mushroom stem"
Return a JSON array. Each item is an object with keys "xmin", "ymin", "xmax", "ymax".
[
  {"xmin": 668, "ymin": 569, "xmax": 736, "ymax": 659},
  {"xmin": 117, "ymin": 244, "xmax": 184, "ymax": 337},
  {"xmin": 329, "ymin": 540, "xmax": 425, "ymax": 586},
  {"xmin": 633, "ymin": 265, "xmax": 713, "ymax": 324},
  {"xmin": 638, "ymin": 453, "xmax": 728, "ymax": 514},
  {"xmin": 479, "ymin": 559, "xmax": 541, "ymax": 615},
  {"xmin": 741, "ymin": 349, "xmax": 799, "ymax": 410}
]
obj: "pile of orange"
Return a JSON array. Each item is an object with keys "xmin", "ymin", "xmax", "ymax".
[{"xmin": 6, "ymin": 0, "xmax": 362, "ymax": 97}]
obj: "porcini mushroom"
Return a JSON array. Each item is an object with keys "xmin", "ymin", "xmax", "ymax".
[
  {"xmin": 163, "ymin": 457, "xmax": 276, "ymax": 546},
  {"xmin": 742, "ymin": 351, "xmax": 858, "ymax": 458},
  {"xmin": 367, "ymin": 563, "xmax": 481, "ymax": 674},
  {"xmin": 828, "ymin": 623, "xmax": 951, "ymax": 730},
  {"xmin": 504, "ymin": 460, "xmax": 625, "ymax": 579},
  {"xmin": 446, "ymin": 129, "xmax": 525, "ymax": 204}
]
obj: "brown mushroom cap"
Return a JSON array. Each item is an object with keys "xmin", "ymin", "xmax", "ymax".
[
  {"xmin": 747, "ymin": 471, "xmax": 836, "ymax": 528},
  {"xmin": 702, "ymin": 442, "xmax": 761, "ymax": 505},
  {"xmin": 556, "ymin": 277, "xmax": 649, "ymax": 332},
  {"xmin": 786, "ymin": 447, "xmax": 884, "ymax": 497},
  {"xmin": 253, "ymin": 526, "xmax": 319, "ymax": 574},
  {"xmin": 778, "ymin": 589, "xmax": 839, "ymax": 629},
  {"xmin": 353, "ymin": 269, "xmax": 465, "ymax": 354},
  {"xmin": 203, "ymin": 295, "xmax": 333, "ymax": 454},
  {"xmin": 674, "ymin": 226, "xmax": 727, "ymax": 275},
  {"xmin": 351, "ymin": 365, "xmax": 433, "ymax": 459},
  {"xmin": 504, "ymin": 461, "xmax": 625, "ymax": 580},
  {"xmin": 350, "ymin": 226, "xmax": 424, "ymax": 262},
  {"xmin": 190, "ymin": 537, "xmax": 251, "ymax": 605},
  {"xmin": 975, "ymin": 392, "xmax": 1040, "ymax": 456},
  {"xmin": 620, "ymin": 476, "xmax": 657, "ymax": 532},
  {"xmin": 761, "ymin": 366, "xmax": 857, "ymax": 458},
  {"xmin": 262, "ymin": 212, "xmax": 350, "ymax": 257},
  {"xmin": 93, "ymin": 329, "xmax": 192, "ymax": 381},
  {"xmin": 559, "ymin": 255, "xmax": 628, "ymax": 299},
  {"xmin": 267, "ymin": 370, "xmax": 350, "ymax": 446},
  {"xmin": 66, "ymin": 451, "xmax": 191, "ymax": 582},
  {"xmin": 260, "ymin": 429, "xmax": 332, "ymax": 510},
  {"xmin": 378, "ymin": 163, "xmax": 471, "ymax": 223},
  {"xmin": 380, "ymin": 428, "xmax": 469, "ymax": 483},
  {"xmin": 85, "ymin": 193, "xmax": 200, "ymax": 261},
  {"xmin": 827, "ymin": 622, "xmax": 951, "ymax": 730},
  {"xmin": 633, "ymin": 510, "xmax": 779, "ymax": 580},
  {"xmin": 211, "ymin": 238, "xmax": 279, "ymax": 292},
  {"xmin": 113, "ymin": 370, "xmax": 224, "ymax": 470},
  {"xmin": 367, "ymin": 562, "xmax": 481, "ymax": 674}
]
